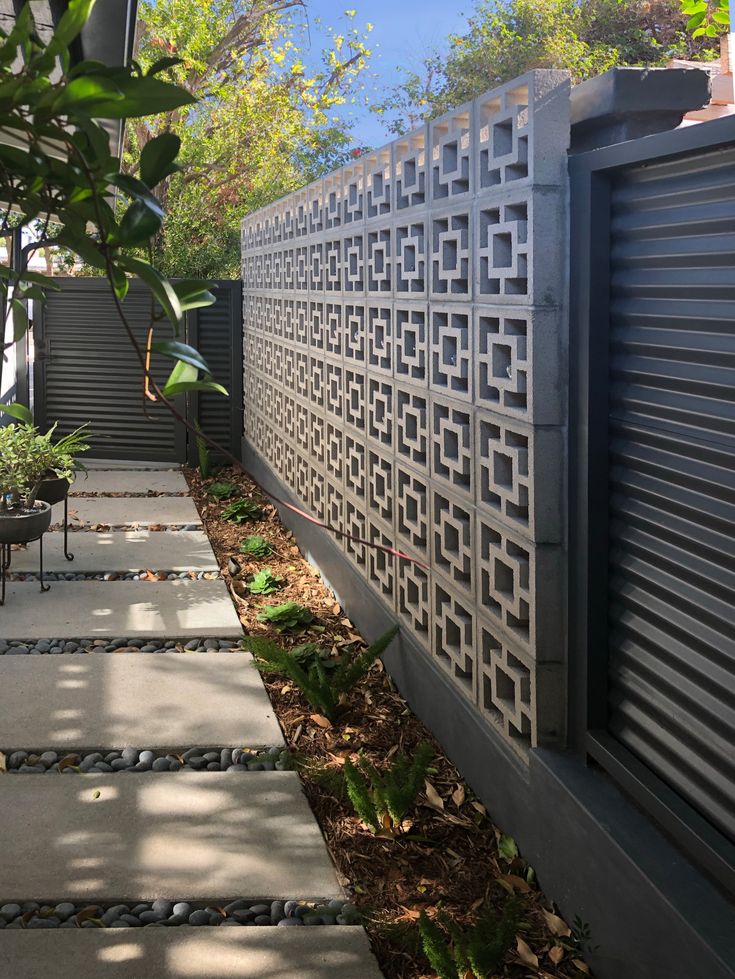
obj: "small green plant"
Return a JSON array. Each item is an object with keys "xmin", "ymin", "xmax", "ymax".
[
  {"xmin": 254, "ymin": 601, "xmax": 314, "ymax": 632},
  {"xmin": 561, "ymin": 915, "xmax": 600, "ymax": 956},
  {"xmin": 343, "ymin": 741, "xmax": 434, "ymax": 834},
  {"xmin": 194, "ymin": 421, "xmax": 212, "ymax": 480},
  {"xmin": 247, "ymin": 568, "xmax": 284, "ymax": 595},
  {"xmin": 239, "ymin": 535, "xmax": 274, "ymax": 558},
  {"xmin": 207, "ymin": 480, "xmax": 237, "ymax": 500},
  {"xmin": 244, "ymin": 624, "xmax": 399, "ymax": 720},
  {"xmin": 418, "ymin": 899, "xmax": 522, "ymax": 979},
  {"xmin": 222, "ymin": 498, "xmax": 264, "ymax": 523}
]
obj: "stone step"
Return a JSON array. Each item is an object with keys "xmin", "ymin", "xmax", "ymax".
[
  {"xmin": 70, "ymin": 469, "xmax": 189, "ymax": 496},
  {"xmin": 0, "ymin": 772, "xmax": 341, "ymax": 903},
  {"xmin": 11, "ymin": 531, "xmax": 218, "ymax": 575},
  {"xmin": 0, "ymin": 927, "xmax": 383, "ymax": 978},
  {"xmin": 0, "ymin": 579, "xmax": 241, "ymax": 640},
  {"xmin": 0, "ymin": 653, "xmax": 279, "ymax": 750},
  {"xmin": 63, "ymin": 497, "xmax": 201, "ymax": 528}
]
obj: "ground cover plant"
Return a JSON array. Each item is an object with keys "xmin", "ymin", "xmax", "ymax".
[
  {"xmin": 207, "ymin": 480, "xmax": 238, "ymax": 500},
  {"xmin": 344, "ymin": 742, "xmax": 434, "ymax": 835},
  {"xmin": 240, "ymin": 535, "xmax": 274, "ymax": 558},
  {"xmin": 246, "ymin": 568, "xmax": 284, "ymax": 595},
  {"xmin": 255, "ymin": 601, "xmax": 314, "ymax": 633},
  {"xmin": 221, "ymin": 498, "xmax": 264, "ymax": 523},
  {"xmin": 187, "ymin": 465, "xmax": 592, "ymax": 979}
]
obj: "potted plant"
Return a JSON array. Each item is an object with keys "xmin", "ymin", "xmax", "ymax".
[
  {"xmin": 0, "ymin": 423, "xmax": 90, "ymax": 544},
  {"xmin": 0, "ymin": 425, "xmax": 53, "ymax": 545}
]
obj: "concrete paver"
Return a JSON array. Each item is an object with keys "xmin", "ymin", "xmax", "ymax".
[
  {"xmin": 0, "ymin": 927, "xmax": 383, "ymax": 979},
  {"xmin": 0, "ymin": 579, "xmax": 242, "ymax": 640},
  {"xmin": 0, "ymin": 772, "xmax": 341, "ymax": 902},
  {"xmin": 12, "ymin": 530, "xmax": 218, "ymax": 574},
  {"xmin": 63, "ymin": 497, "xmax": 201, "ymax": 527},
  {"xmin": 0, "ymin": 653, "xmax": 280, "ymax": 749},
  {"xmin": 70, "ymin": 469, "xmax": 189, "ymax": 496}
]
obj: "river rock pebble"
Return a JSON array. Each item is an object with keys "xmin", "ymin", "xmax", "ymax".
[
  {"xmin": 3, "ymin": 746, "xmax": 292, "ymax": 773},
  {"xmin": 0, "ymin": 636, "xmax": 239, "ymax": 655}
]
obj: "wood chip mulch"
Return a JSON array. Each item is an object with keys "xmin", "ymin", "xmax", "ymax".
[{"xmin": 185, "ymin": 465, "xmax": 593, "ymax": 979}]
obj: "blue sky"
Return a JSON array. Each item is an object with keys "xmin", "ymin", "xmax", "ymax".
[{"xmin": 299, "ymin": 0, "xmax": 470, "ymax": 147}]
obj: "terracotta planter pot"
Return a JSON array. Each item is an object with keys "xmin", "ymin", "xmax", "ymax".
[
  {"xmin": 0, "ymin": 501, "xmax": 52, "ymax": 545},
  {"xmin": 35, "ymin": 475, "xmax": 73, "ymax": 506}
]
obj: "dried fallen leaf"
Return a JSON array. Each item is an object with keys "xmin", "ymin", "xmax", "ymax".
[
  {"xmin": 572, "ymin": 959, "xmax": 591, "ymax": 975},
  {"xmin": 0, "ymin": 751, "xmax": 6, "ymax": 773},
  {"xmin": 497, "ymin": 873, "xmax": 531, "ymax": 894},
  {"xmin": 543, "ymin": 909, "xmax": 571, "ymax": 938},
  {"xmin": 451, "ymin": 784, "xmax": 465, "ymax": 807},
  {"xmin": 516, "ymin": 936, "xmax": 539, "ymax": 969},
  {"xmin": 549, "ymin": 945, "xmax": 565, "ymax": 965},
  {"xmin": 424, "ymin": 780, "xmax": 444, "ymax": 812},
  {"xmin": 471, "ymin": 800, "xmax": 486, "ymax": 816},
  {"xmin": 310, "ymin": 713, "xmax": 332, "ymax": 729},
  {"xmin": 58, "ymin": 754, "xmax": 80, "ymax": 772}
]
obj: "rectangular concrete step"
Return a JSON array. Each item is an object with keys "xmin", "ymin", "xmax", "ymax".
[
  {"xmin": 12, "ymin": 531, "xmax": 218, "ymax": 574},
  {"xmin": 0, "ymin": 653, "xmax": 280, "ymax": 749},
  {"xmin": 70, "ymin": 469, "xmax": 189, "ymax": 496},
  {"xmin": 0, "ymin": 772, "xmax": 341, "ymax": 902},
  {"xmin": 62, "ymin": 497, "xmax": 201, "ymax": 528},
  {"xmin": 0, "ymin": 927, "xmax": 383, "ymax": 978},
  {"xmin": 0, "ymin": 579, "xmax": 241, "ymax": 640}
]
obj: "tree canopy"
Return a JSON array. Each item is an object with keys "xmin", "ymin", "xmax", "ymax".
[
  {"xmin": 129, "ymin": 0, "xmax": 372, "ymax": 278},
  {"xmin": 376, "ymin": 0, "xmax": 723, "ymax": 134}
]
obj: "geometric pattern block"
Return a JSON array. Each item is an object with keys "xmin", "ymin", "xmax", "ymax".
[
  {"xmin": 476, "ymin": 413, "xmax": 530, "ymax": 531},
  {"xmin": 367, "ymin": 378, "xmax": 393, "ymax": 449},
  {"xmin": 344, "ymin": 303, "xmax": 366, "ymax": 363},
  {"xmin": 432, "ymin": 578, "xmax": 475, "ymax": 699},
  {"xmin": 396, "ymin": 464, "xmax": 429, "ymax": 558},
  {"xmin": 367, "ymin": 229, "xmax": 391, "ymax": 295},
  {"xmin": 367, "ymin": 448, "xmax": 393, "ymax": 524},
  {"xmin": 343, "ymin": 234, "xmax": 365, "ymax": 293},
  {"xmin": 431, "ymin": 306, "xmax": 472, "ymax": 400},
  {"xmin": 475, "ymin": 306, "xmax": 529, "ymax": 416},
  {"xmin": 396, "ymin": 560, "xmax": 430, "ymax": 639},
  {"xmin": 344, "ymin": 495, "xmax": 367, "ymax": 571},
  {"xmin": 394, "ymin": 305, "xmax": 428, "ymax": 386},
  {"xmin": 431, "ymin": 211, "xmax": 470, "ymax": 297},
  {"xmin": 367, "ymin": 305, "xmax": 392, "ymax": 375},
  {"xmin": 477, "ymin": 617, "xmax": 534, "ymax": 748},
  {"xmin": 368, "ymin": 518, "xmax": 395, "ymax": 602},
  {"xmin": 365, "ymin": 146, "xmax": 392, "ymax": 219},
  {"xmin": 478, "ymin": 198, "xmax": 528, "ymax": 299},
  {"xmin": 431, "ymin": 106, "xmax": 471, "ymax": 201},
  {"xmin": 344, "ymin": 368, "xmax": 366, "ymax": 432},
  {"xmin": 475, "ymin": 513, "xmax": 531, "ymax": 651},
  {"xmin": 431, "ymin": 397, "xmax": 473, "ymax": 496},
  {"xmin": 342, "ymin": 161, "xmax": 364, "ymax": 224},
  {"xmin": 396, "ymin": 389, "xmax": 429, "ymax": 468},
  {"xmin": 395, "ymin": 221, "xmax": 427, "ymax": 295},
  {"xmin": 344, "ymin": 434, "xmax": 366, "ymax": 499},
  {"xmin": 394, "ymin": 128, "xmax": 427, "ymax": 210},
  {"xmin": 325, "ymin": 422, "xmax": 343, "ymax": 479},
  {"xmin": 431, "ymin": 489, "xmax": 473, "ymax": 597}
]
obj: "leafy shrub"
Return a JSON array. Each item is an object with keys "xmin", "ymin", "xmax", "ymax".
[
  {"xmin": 255, "ymin": 601, "xmax": 314, "ymax": 632},
  {"xmin": 247, "ymin": 568, "xmax": 284, "ymax": 595},
  {"xmin": 0, "ymin": 423, "xmax": 90, "ymax": 509},
  {"xmin": 239, "ymin": 535, "xmax": 273, "ymax": 558},
  {"xmin": 222, "ymin": 498, "xmax": 263, "ymax": 523},
  {"xmin": 418, "ymin": 899, "xmax": 522, "ymax": 979},
  {"xmin": 343, "ymin": 741, "xmax": 434, "ymax": 834},
  {"xmin": 207, "ymin": 480, "xmax": 237, "ymax": 500},
  {"xmin": 244, "ymin": 624, "xmax": 399, "ymax": 720}
]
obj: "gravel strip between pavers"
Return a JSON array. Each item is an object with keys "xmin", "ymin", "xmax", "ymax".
[
  {"xmin": 0, "ymin": 637, "xmax": 240, "ymax": 655},
  {"xmin": 0, "ymin": 899, "xmax": 360, "ymax": 929},
  {"xmin": 8, "ymin": 570, "xmax": 221, "ymax": 582},
  {"xmin": 53, "ymin": 523, "xmax": 201, "ymax": 532},
  {"xmin": 3, "ymin": 746, "xmax": 290, "ymax": 773}
]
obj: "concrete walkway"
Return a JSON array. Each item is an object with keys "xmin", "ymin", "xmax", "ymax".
[{"xmin": 0, "ymin": 468, "xmax": 382, "ymax": 978}]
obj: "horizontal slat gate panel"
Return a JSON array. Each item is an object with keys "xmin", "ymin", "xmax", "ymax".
[
  {"xmin": 195, "ymin": 282, "xmax": 241, "ymax": 459},
  {"xmin": 607, "ymin": 143, "xmax": 735, "ymax": 845},
  {"xmin": 38, "ymin": 280, "xmax": 180, "ymax": 462}
]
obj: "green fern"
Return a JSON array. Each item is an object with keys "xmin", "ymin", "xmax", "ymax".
[
  {"xmin": 194, "ymin": 421, "xmax": 211, "ymax": 479},
  {"xmin": 243, "ymin": 625, "xmax": 400, "ymax": 721},
  {"xmin": 247, "ymin": 568, "xmax": 284, "ymax": 595},
  {"xmin": 419, "ymin": 900, "xmax": 522, "ymax": 979},
  {"xmin": 344, "ymin": 758, "xmax": 380, "ymax": 831},
  {"xmin": 344, "ymin": 742, "xmax": 434, "ymax": 833},
  {"xmin": 239, "ymin": 535, "xmax": 273, "ymax": 558},
  {"xmin": 222, "ymin": 497, "xmax": 263, "ymax": 523}
]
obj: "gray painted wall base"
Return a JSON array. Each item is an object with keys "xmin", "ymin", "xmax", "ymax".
[{"xmin": 243, "ymin": 438, "xmax": 735, "ymax": 979}]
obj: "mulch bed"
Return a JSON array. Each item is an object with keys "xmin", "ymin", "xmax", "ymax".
[{"xmin": 185, "ymin": 465, "xmax": 592, "ymax": 979}]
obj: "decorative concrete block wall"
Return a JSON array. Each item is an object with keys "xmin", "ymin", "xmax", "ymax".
[{"xmin": 242, "ymin": 70, "xmax": 571, "ymax": 752}]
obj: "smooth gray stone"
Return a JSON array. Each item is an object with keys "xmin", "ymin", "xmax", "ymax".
[
  {"xmin": 0, "ymin": 904, "xmax": 21, "ymax": 920},
  {"xmin": 152, "ymin": 757, "xmax": 171, "ymax": 771},
  {"xmin": 54, "ymin": 903, "xmax": 76, "ymax": 922},
  {"xmin": 121, "ymin": 748, "xmax": 139, "ymax": 765},
  {"xmin": 188, "ymin": 910, "xmax": 211, "ymax": 926},
  {"xmin": 152, "ymin": 899, "xmax": 174, "ymax": 918},
  {"xmin": 277, "ymin": 917, "xmax": 304, "ymax": 926},
  {"xmin": 172, "ymin": 903, "xmax": 191, "ymax": 918}
]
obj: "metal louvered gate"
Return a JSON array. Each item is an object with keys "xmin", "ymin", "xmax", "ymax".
[
  {"xmin": 33, "ymin": 278, "xmax": 241, "ymax": 463},
  {"xmin": 571, "ymin": 116, "xmax": 735, "ymax": 895}
]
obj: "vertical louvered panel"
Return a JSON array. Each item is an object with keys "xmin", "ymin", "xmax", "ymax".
[
  {"xmin": 35, "ymin": 278, "xmax": 183, "ymax": 462},
  {"xmin": 607, "ymin": 144, "xmax": 735, "ymax": 844},
  {"xmin": 193, "ymin": 280, "xmax": 242, "ymax": 460}
]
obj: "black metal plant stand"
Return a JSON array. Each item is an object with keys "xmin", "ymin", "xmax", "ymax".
[
  {"xmin": 0, "ymin": 531, "xmax": 50, "ymax": 606},
  {"xmin": 63, "ymin": 494, "xmax": 74, "ymax": 561}
]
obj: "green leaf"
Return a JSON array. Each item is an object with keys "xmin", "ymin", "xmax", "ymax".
[
  {"xmin": 118, "ymin": 256, "xmax": 182, "ymax": 328},
  {"xmin": 85, "ymin": 74, "xmax": 197, "ymax": 119},
  {"xmin": 140, "ymin": 133, "xmax": 181, "ymax": 188},
  {"xmin": 687, "ymin": 11, "xmax": 706, "ymax": 28},
  {"xmin": 150, "ymin": 340, "xmax": 212, "ymax": 374},
  {"xmin": 48, "ymin": 0, "xmax": 97, "ymax": 52},
  {"xmin": 498, "ymin": 834, "xmax": 519, "ymax": 861},
  {"xmin": 55, "ymin": 228, "xmax": 107, "ymax": 271},
  {"xmin": 147, "ymin": 56, "xmax": 184, "ymax": 75},
  {"xmin": 54, "ymin": 75, "xmax": 124, "ymax": 111},
  {"xmin": 161, "ymin": 359, "xmax": 228, "ymax": 398},
  {"xmin": 0, "ymin": 402, "xmax": 32, "ymax": 423},
  {"xmin": 117, "ymin": 198, "xmax": 163, "ymax": 245},
  {"xmin": 11, "ymin": 299, "xmax": 28, "ymax": 341},
  {"xmin": 172, "ymin": 279, "xmax": 216, "ymax": 312}
]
